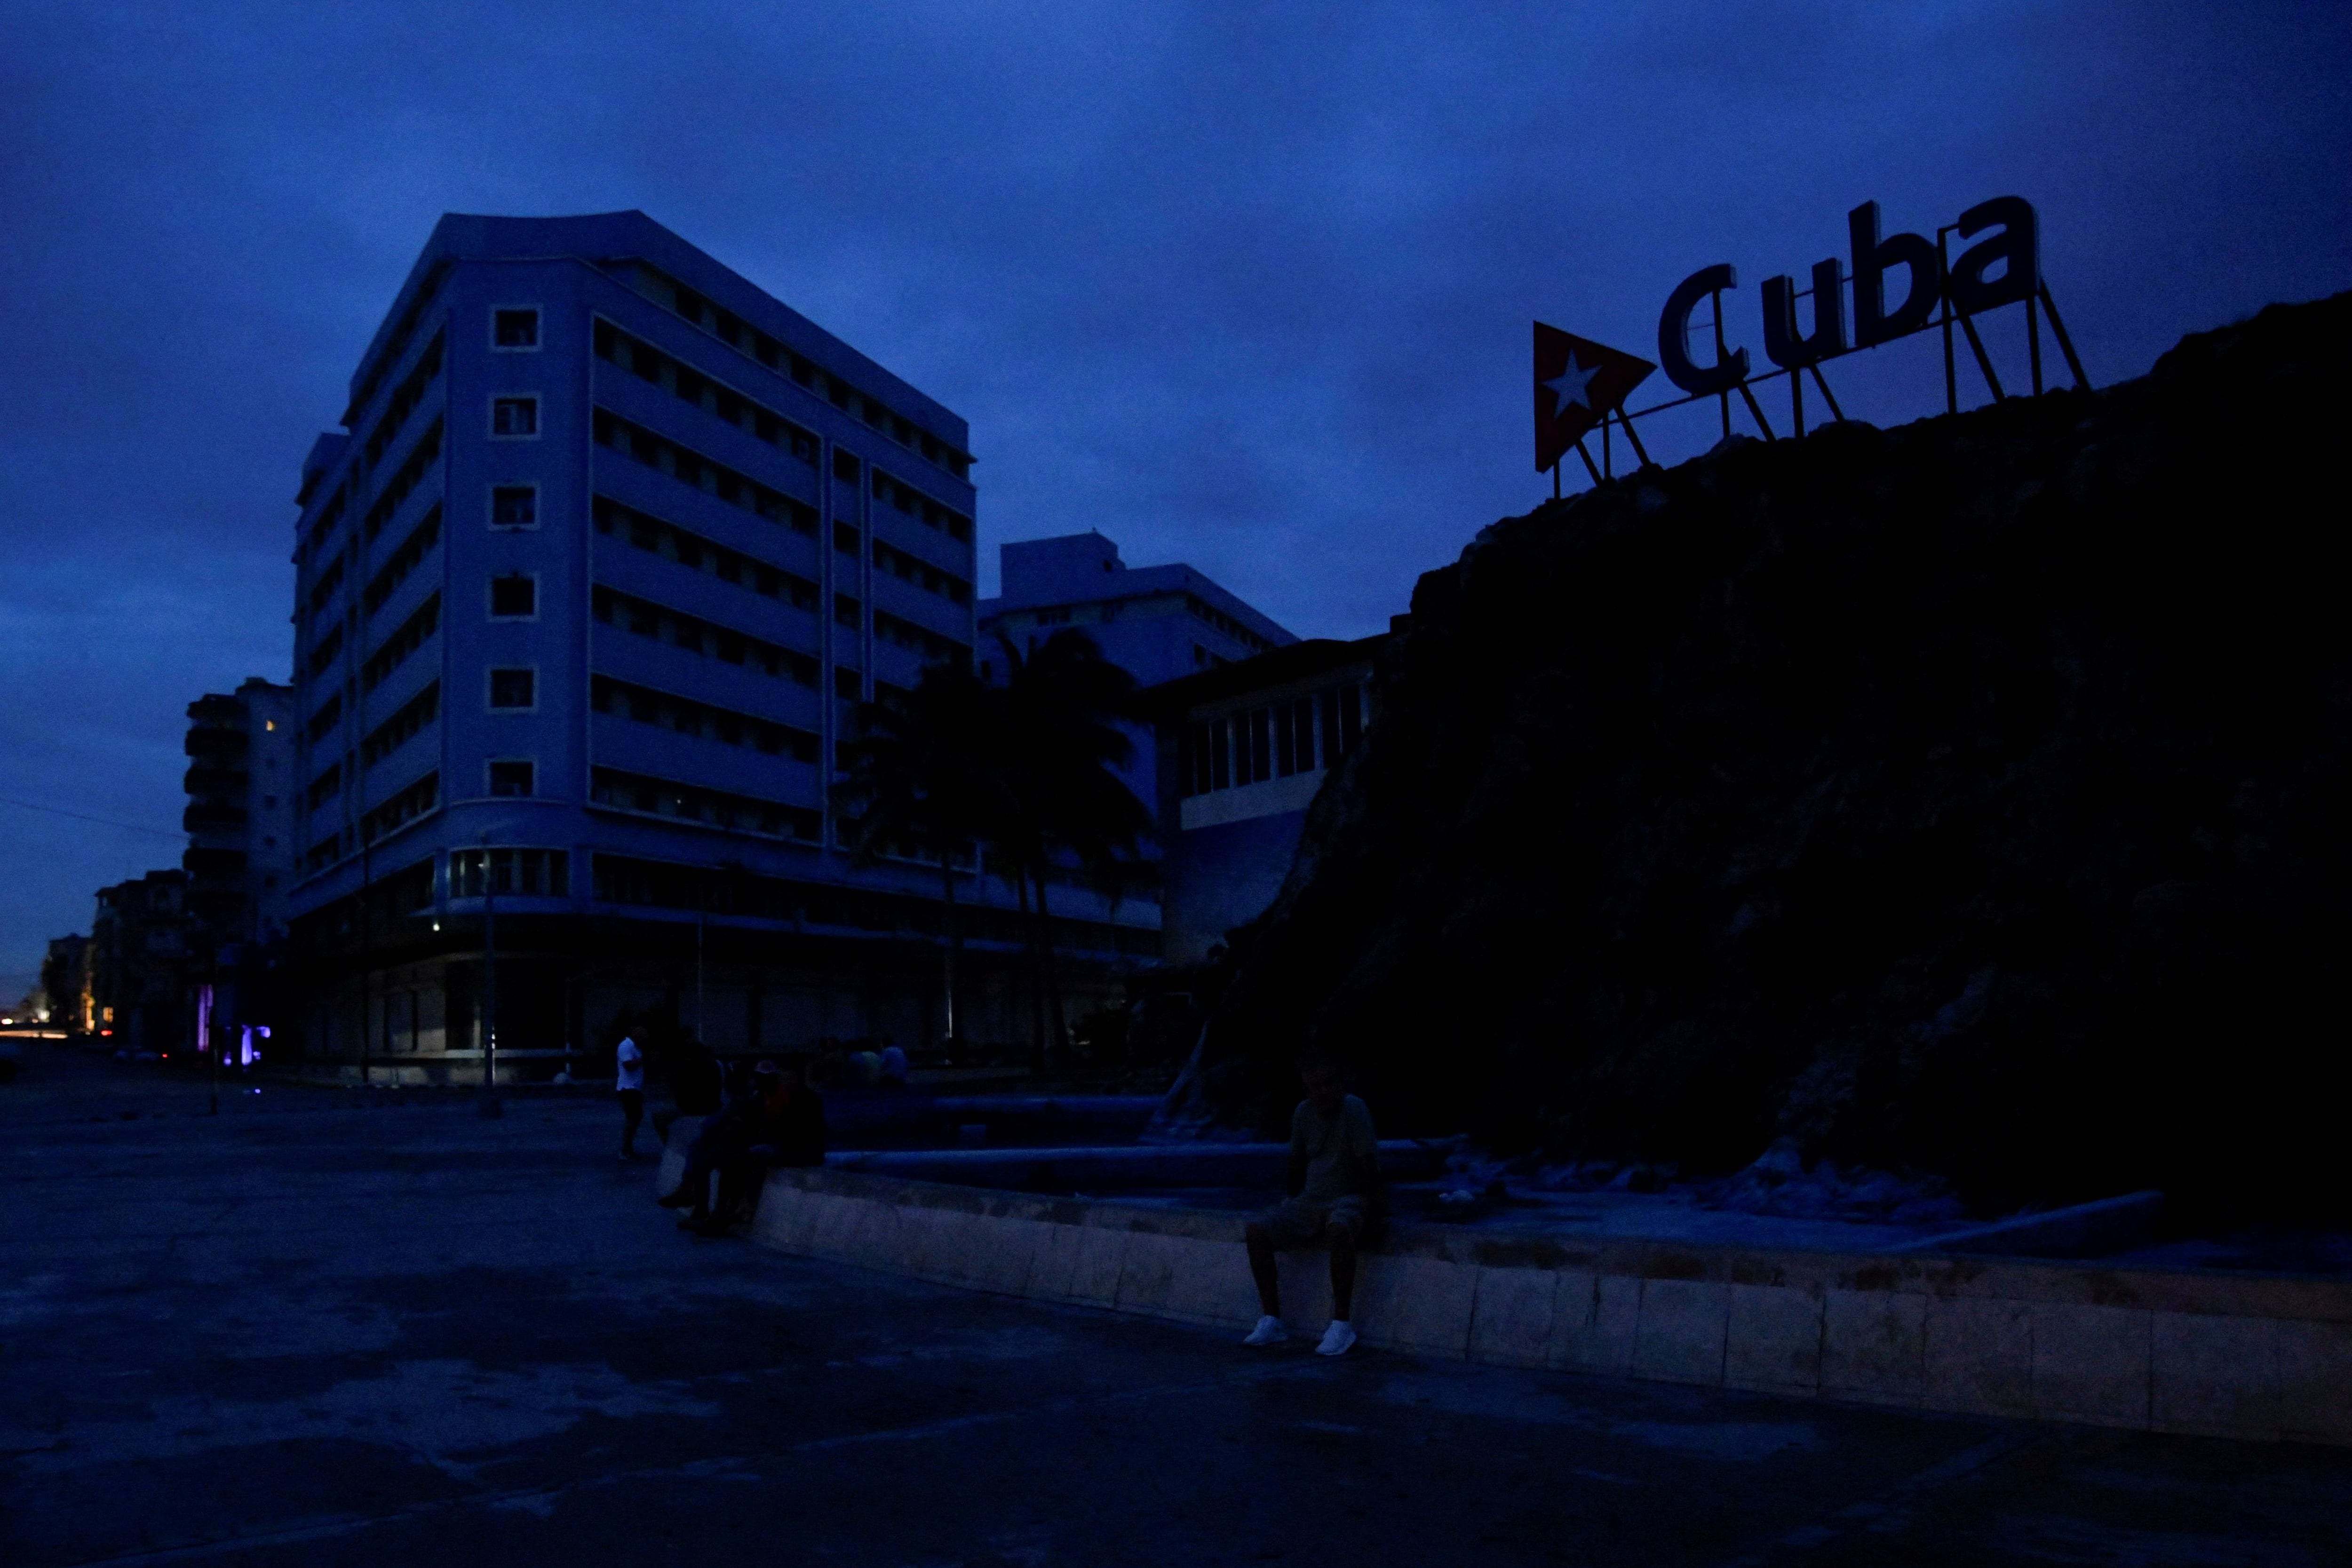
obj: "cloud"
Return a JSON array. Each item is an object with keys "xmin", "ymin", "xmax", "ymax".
[{"xmin": 0, "ymin": 0, "xmax": 2346, "ymax": 971}]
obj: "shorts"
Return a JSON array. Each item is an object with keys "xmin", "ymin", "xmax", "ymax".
[{"xmin": 1257, "ymin": 1194, "xmax": 1366, "ymax": 1250}]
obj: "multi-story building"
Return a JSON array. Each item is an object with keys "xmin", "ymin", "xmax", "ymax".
[
  {"xmin": 88, "ymin": 871, "xmax": 193, "ymax": 1052},
  {"xmin": 183, "ymin": 678, "xmax": 296, "ymax": 945},
  {"xmin": 41, "ymin": 934, "xmax": 88, "ymax": 1032},
  {"xmin": 976, "ymin": 531, "xmax": 1297, "ymax": 808},
  {"xmin": 284, "ymin": 211, "xmax": 1154, "ymax": 1081},
  {"xmin": 1134, "ymin": 634, "xmax": 1386, "ymax": 964},
  {"xmin": 976, "ymin": 532, "xmax": 1294, "ymax": 687}
]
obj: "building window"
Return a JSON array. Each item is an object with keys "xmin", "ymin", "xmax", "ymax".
[
  {"xmin": 491, "ymin": 397, "xmax": 540, "ymax": 438},
  {"xmin": 488, "ymin": 573, "xmax": 537, "ymax": 620},
  {"xmin": 1279, "ymin": 696, "xmax": 1317, "ymax": 776},
  {"xmin": 1319, "ymin": 681, "xmax": 1363, "ymax": 762},
  {"xmin": 832, "ymin": 449, "xmax": 859, "ymax": 482},
  {"xmin": 491, "ymin": 485, "xmax": 538, "ymax": 529},
  {"xmin": 451, "ymin": 846, "xmax": 568, "ymax": 897},
  {"xmin": 488, "ymin": 760, "xmax": 534, "ymax": 797},
  {"xmin": 1241, "ymin": 708, "xmax": 1272, "ymax": 786},
  {"xmin": 834, "ymin": 667, "xmax": 862, "ymax": 700},
  {"xmin": 488, "ymin": 667, "xmax": 536, "ymax": 710},
  {"xmin": 493, "ymin": 308, "xmax": 541, "ymax": 350}
]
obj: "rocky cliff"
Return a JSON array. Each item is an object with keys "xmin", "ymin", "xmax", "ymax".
[{"xmin": 1183, "ymin": 292, "xmax": 2352, "ymax": 1223}]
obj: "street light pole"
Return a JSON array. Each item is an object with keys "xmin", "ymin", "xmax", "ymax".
[
  {"xmin": 359, "ymin": 836, "xmax": 373, "ymax": 1089},
  {"xmin": 202, "ymin": 978, "xmax": 217, "ymax": 1116},
  {"xmin": 479, "ymin": 841, "xmax": 502, "ymax": 1119}
]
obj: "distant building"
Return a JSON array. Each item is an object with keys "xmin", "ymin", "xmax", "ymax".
[
  {"xmin": 282, "ymin": 211, "xmax": 1153, "ymax": 1081},
  {"xmin": 1135, "ymin": 634, "xmax": 1386, "ymax": 964},
  {"xmin": 88, "ymin": 871, "xmax": 193, "ymax": 1052},
  {"xmin": 183, "ymin": 679, "xmax": 296, "ymax": 945},
  {"xmin": 976, "ymin": 531, "xmax": 1295, "ymax": 688},
  {"xmin": 976, "ymin": 531, "xmax": 1298, "ymax": 809},
  {"xmin": 40, "ymin": 934, "xmax": 87, "ymax": 1030}
]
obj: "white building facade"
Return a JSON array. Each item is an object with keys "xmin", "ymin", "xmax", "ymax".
[{"xmin": 284, "ymin": 212, "xmax": 1153, "ymax": 1077}]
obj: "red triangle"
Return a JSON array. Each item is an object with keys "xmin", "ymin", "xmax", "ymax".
[{"xmin": 1535, "ymin": 323, "xmax": 1656, "ymax": 472}]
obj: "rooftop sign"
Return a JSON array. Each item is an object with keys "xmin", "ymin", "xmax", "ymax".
[{"xmin": 1536, "ymin": 195, "xmax": 2087, "ymax": 486}]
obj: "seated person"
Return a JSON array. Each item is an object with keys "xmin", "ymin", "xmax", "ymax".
[
  {"xmin": 745, "ymin": 1055, "xmax": 826, "ymax": 1169},
  {"xmin": 658, "ymin": 1059, "xmax": 774, "ymax": 1225},
  {"xmin": 682, "ymin": 1059, "xmax": 829, "ymax": 1234},
  {"xmin": 1240, "ymin": 1050, "xmax": 1379, "ymax": 1357}
]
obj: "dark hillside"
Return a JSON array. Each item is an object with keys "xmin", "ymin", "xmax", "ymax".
[{"xmin": 1179, "ymin": 292, "xmax": 2352, "ymax": 1223}]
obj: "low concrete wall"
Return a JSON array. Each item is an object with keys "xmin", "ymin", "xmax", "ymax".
[
  {"xmin": 732, "ymin": 1161, "xmax": 2352, "ymax": 1446},
  {"xmin": 657, "ymin": 1124, "xmax": 1450, "ymax": 1195},
  {"xmin": 1894, "ymin": 1189, "xmax": 2167, "ymax": 1260},
  {"xmin": 824, "ymin": 1140, "xmax": 1452, "ymax": 1187}
]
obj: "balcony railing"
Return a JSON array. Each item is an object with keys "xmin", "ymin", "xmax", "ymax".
[{"xmin": 183, "ymin": 766, "xmax": 249, "ymax": 797}]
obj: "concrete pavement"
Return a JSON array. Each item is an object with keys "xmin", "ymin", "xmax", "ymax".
[{"xmin": 3, "ymin": 1048, "xmax": 2347, "ymax": 1566}]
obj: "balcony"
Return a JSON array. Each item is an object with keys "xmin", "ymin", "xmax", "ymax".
[
  {"xmin": 185, "ymin": 729, "xmax": 249, "ymax": 758},
  {"xmin": 183, "ymin": 847, "xmax": 248, "ymax": 879},
  {"xmin": 183, "ymin": 766, "xmax": 249, "ymax": 798},
  {"xmin": 183, "ymin": 803, "xmax": 249, "ymax": 832}
]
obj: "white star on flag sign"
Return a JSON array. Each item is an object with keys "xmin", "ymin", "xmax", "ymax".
[
  {"xmin": 1533, "ymin": 323, "xmax": 1657, "ymax": 473},
  {"xmin": 1544, "ymin": 352, "xmax": 1602, "ymax": 413}
]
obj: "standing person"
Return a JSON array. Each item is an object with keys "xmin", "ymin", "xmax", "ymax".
[
  {"xmin": 614, "ymin": 1024, "xmax": 646, "ymax": 1162},
  {"xmin": 1240, "ymin": 1051, "xmax": 1380, "ymax": 1357}
]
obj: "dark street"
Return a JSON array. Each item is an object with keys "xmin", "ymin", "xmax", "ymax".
[{"xmin": 3, "ymin": 1052, "xmax": 2345, "ymax": 1567}]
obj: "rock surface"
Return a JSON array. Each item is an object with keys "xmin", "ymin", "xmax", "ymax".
[{"xmin": 1182, "ymin": 292, "xmax": 2352, "ymax": 1222}]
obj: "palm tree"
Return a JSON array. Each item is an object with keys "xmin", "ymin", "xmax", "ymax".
[
  {"xmin": 995, "ymin": 629, "xmax": 1156, "ymax": 1062},
  {"xmin": 832, "ymin": 661, "xmax": 1005, "ymax": 1049}
]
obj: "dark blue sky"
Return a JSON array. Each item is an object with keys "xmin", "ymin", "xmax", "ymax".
[{"xmin": 3, "ymin": 0, "xmax": 2348, "ymax": 995}]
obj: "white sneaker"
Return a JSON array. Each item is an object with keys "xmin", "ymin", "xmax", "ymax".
[
  {"xmin": 1242, "ymin": 1315, "xmax": 1289, "ymax": 1346},
  {"xmin": 1316, "ymin": 1320, "xmax": 1358, "ymax": 1357}
]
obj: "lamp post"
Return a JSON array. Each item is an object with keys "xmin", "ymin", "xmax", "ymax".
[
  {"xmin": 479, "ymin": 839, "xmax": 502, "ymax": 1119},
  {"xmin": 359, "ymin": 836, "xmax": 372, "ymax": 1089},
  {"xmin": 200, "ymin": 978, "xmax": 217, "ymax": 1116}
]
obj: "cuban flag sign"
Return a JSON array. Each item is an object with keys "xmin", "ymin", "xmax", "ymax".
[{"xmin": 1534, "ymin": 322, "xmax": 1655, "ymax": 472}]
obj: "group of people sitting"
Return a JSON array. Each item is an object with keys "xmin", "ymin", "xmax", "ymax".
[
  {"xmin": 630, "ymin": 1030, "xmax": 1383, "ymax": 1357},
  {"xmin": 656, "ymin": 1055, "xmax": 828, "ymax": 1236}
]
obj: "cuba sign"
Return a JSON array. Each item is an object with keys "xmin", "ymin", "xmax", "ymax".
[
  {"xmin": 1657, "ymin": 196, "xmax": 2039, "ymax": 393},
  {"xmin": 1535, "ymin": 193, "xmax": 2083, "ymax": 480}
]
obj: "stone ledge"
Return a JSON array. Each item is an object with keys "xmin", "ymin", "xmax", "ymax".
[{"xmin": 724, "ymin": 1158, "xmax": 2352, "ymax": 1446}]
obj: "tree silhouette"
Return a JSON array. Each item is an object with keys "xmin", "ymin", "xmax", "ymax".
[
  {"xmin": 832, "ymin": 661, "xmax": 1006, "ymax": 1048},
  {"xmin": 831, "ymin": 630, "xmax": 1155, "ymax": 1064},
  {"xmin": 995, "ymin": 629, "xmax": 1155, "ymax": 1063}
]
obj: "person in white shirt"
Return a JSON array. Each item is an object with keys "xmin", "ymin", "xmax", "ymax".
[{"xmin": 615, "ymin": 1031, "xmax": 646, "ymax": 1161}]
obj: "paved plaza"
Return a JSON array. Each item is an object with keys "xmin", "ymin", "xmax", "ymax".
[{"xmin": 3, "ymin": 1051, "xmax": 2347, "ymax": 1567}]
